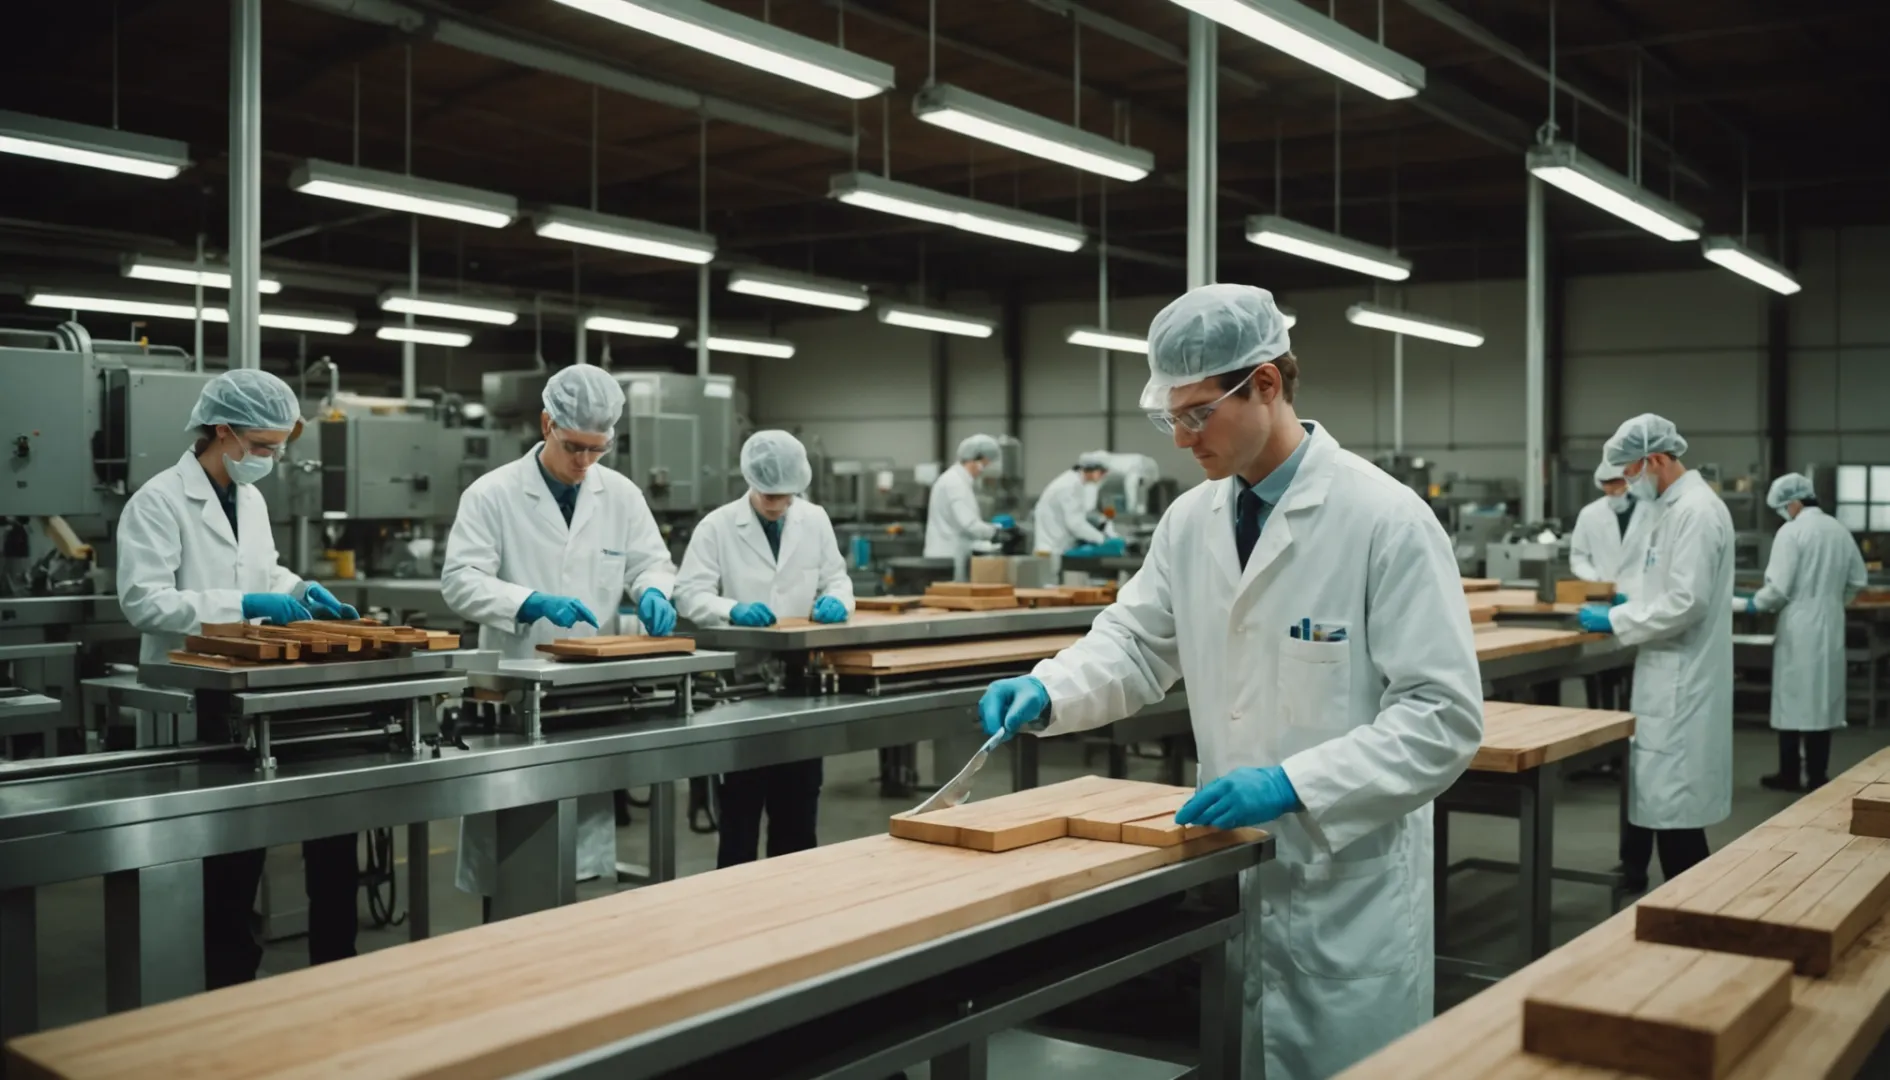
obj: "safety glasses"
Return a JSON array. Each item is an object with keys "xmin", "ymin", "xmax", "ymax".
[
  {"xmin": 1144, "ymin": 373, "xmax": 1251, "ymax": 435},
  {"xmin": 551, "ymin": 429, "xmax": 613, "ymax": 459}
]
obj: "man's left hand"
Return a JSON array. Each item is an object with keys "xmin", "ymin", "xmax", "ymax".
[
  {"xmin": 1175, "ymin": 766, "xmax": 1302, "ymax": 830},
  {"xmin": 303, "ymin": 582, "xmax": 360, "ymax": 621},
  {"xmin": 639, "ymin": 590, "xmax": 677, "ymax": 636}
]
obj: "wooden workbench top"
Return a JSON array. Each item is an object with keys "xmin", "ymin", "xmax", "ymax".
[
  {"xmin": 1337, "ymin": 747, "xmax": 1890, "ymax": 1080},
  {"xmin": 1471, "ymin": 702, "xmax": 1636, "ymax": 774},
  {"xmin": 1473, "ymin": 624, "xmax": 1605, "ymax": 662},
  {"xmin": 6, "ymin": 831, "xmax": 1253, "ymax": 1080}
]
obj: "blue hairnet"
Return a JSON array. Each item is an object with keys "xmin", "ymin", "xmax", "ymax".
[
  {"xmin": 1602, "ymin": 413, "xmax": 1689, "ymax": 467},
  {"xmin": 741, "ymin": 430, "xmax": 812, "ymax": 495},
  {"xmin": 185, "ymin": 369, "xmax": 300, "ymax": 432},
  {"xmin": 543, "ymin": 364, "xmax": 625, "ymax": 434},
  {"xmin": 957, "ymin": 434, "xmax": 1001, "ymax": 463},
  {"xmin": 1767, "ymin": 473, "xmax": 1815, "ymax": 510},
  {"xmin": 1593, "ymin": 460, "xmax": 1625, "ymax": 490},
  {"xmin": 1141, "ymin": 284, "xmax": 1292, "ymax": 410}
]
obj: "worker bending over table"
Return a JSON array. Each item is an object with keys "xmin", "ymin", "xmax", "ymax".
[
  {"xmin": 676, "ymin": 430, "xmax": 854, "ymax": 866},
  {"xmin": 977, "ymin": 284, "xmax": 1483, "ymax": 1079},
  {"xmin": 924, "ymin": 434, "xmax": 1012, "ymax": 580},
  {"xmin": 442, "ymin": 364, "xmax": 677, "ymax": 911},
  {"xmin": 1032, "ymin": 451, "xmax": 1119, "ymax": 573}
]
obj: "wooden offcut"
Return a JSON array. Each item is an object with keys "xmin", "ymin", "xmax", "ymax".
[
  {"xmin": 1851, "ymin": 784, "xmax": 1890, "ymax": 839},
  {"xmin": 1473, "ymin": 701, "xmax": 1636, "ymax": 773},
  {"xmin": 4, "ymin": 831, "xmax": 1256, "ymax": 1080},
  {"xmin": 853, "ymin": 596, "xmax": 926, "ymax": 613},
  {"xmin": 535, "ymin": 636, "xmax": 698, "ymax": 661},
  {"xmin": 919, "ymin": 593, "xmax": 1020, "ymax": 611},
  {"xmin": 926, "ymin": 582, "xmax": 1014, "ymax": 597},
  {"xmin": 1472, "ymin": 625, "xmax": 1598, "ymax": 662},
  {"xmin": 1557, "ymin": 578, "xmax": 1617, "ymax": 604},
  {"xmin": 1460, "ymin": 577, "xmax": 1501, "ymax": 592},
  {"xmin": 166, "ymin": 650, "xmax": 275, "ymax": 671},
  {"xmin": 823, "ymin": 634, "xmax": 1080, "ymax": 677},
  {"xmin": 1012, "ymin": 588, "xmax": 1077, "ymax": 608},
  {"xmin": 889, "ymin": 776, "xmax": 1245, "ymax": 853},
  {"xmin": 182, "ymin": 635, "xmax": 297, "ymax": 662},
  {"xmin": 1522, "ymin": 941, "xmax": 1793, "ymax": 1080}
]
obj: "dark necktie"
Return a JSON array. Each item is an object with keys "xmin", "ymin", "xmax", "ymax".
[
  {"xmin": 1236, "ymin": 487, "xmax": 1264, "ymax": 570},
  {"xmin": 760, "ymin": 516, "xmax": 782, "ymax": 559}
]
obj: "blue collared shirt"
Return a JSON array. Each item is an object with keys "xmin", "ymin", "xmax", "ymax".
[
  {"xmin": 200, "ymin": 459, "xmax": 239, "ymax": 539},
  {"xmin": 1235, "ymin": 422, "xmax": 1313, "ymax": 538},
  {"xmin": 755, "ymin": 509, "xmax": 782, "ymax": 559},
  {"xmin": 535, "ymin": 449, "xmax": 580, "ymax": 526}
]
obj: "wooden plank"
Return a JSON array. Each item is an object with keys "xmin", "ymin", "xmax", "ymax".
[
  {"xmin": 422, "ymin": 631, "xmax": 462, "ymax": 651},
  {"xmin": 1852, "ymin": 784, "xmax": 1890, "ymax": 839},
  {"xmin": 824, "ymin": 634, "xmax": 1080, "ymax": 677},
  {"xmin": 182, "ymin": 635, "xmax": 293, "ymax": 662},
  {"xmin": 1522, "ymin": 943, "xmax": 1792, "ymax": 1080},
  {"xmin": 1556, "ymin": 579, "xmax": 1615, "ymax": 604},
  {"xmin": 1013, "ymin": 588, "xmax": 1077, "ymax": 608},
  {"xmin": 536, "ymin": 636, "xmax": 697, "ymax": 661},
  {"xmin": 1120, "ymin": 815, "xmax": 1217, "ymax": 848},
  {"xmin": 1057, "ymin": 586, "xmax": 1113, "ymax": 605},
  {"xmin": 1472, "ymin": 626, "xmax": 1597, "ymax": 663},
  {"xmin": 889, "ymin": 776, "xmax": 1189, "ymax": 852},
  {"xmin": 925, "ymin": 582, "xmax": 1014, "ymax": 597},
  {"xmin": 1461, "ymin": 578, "xmax": 1502, "ymax": 592},
  {"xmin": 1065, "ymin": 790, "xmax": 1194, "ymax": 842},
  {"xmin": 853, "ymin": 596, "xmax": 926, "ymax": 613},
  {"xmin": 1468, "ymin": 604, "xmax": 1497, "ymax": 625},
  {"xmin": 917, "ymin": 594, "xmax": 1020, "ymax": 611},
  {"xmin": 166, "ymin": 650, "xmax": 275, "ymax": 671},
  {"xmin": 1470, "ymin": 704, "xmax": 1635, "ymax": 774}
]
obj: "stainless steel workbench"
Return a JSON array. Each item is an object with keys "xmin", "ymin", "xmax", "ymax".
[
  {"xmin": 137, "ymin": 647, "xmax": 494, "ymax": 692},
  {"xmin": 688, "ymin": 605, "xmax": 1106, "ymax": 651},
  {"xmin": 466, "ymin": 652, "xmax": 733, "ymax": 692}
]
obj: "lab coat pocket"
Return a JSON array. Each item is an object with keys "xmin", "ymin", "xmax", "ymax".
[
  {"xmin": 595, "ymin": 553, "xmax": 628, "ymax": 607},
  {"xmin": 1279, "ymin": 636, "xmax": 1351, "ymax": 729},
  {"xmin": 1286, "ymin": 853, "xmax": 1413, "ymax": 980}
]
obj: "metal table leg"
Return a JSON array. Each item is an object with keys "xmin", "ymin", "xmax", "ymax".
[
  {"xmin": 1107, "ymin": 742, "xmax": 1129, "ymax": 779},
  {"xmin": 406, "ymin": 820, "xmax": 430, "ymax": 942},
  {"xmin": 104, "ymin": 860, "xmax": 205, "ymax": 1012},
  {"xmin": 930, "ymin": 1039, "xmax": 988, "ymax": 1080},
  {"xmin": 1520, "ymin": 763, "xmax": 1560, "ymax": 960},
  {"xmin": 648, "ymin": 779, "xmax": 677, "ymax": 884},
  {"xmin": 1010, "ymin": 734, "xmax": 1040, "ymax": 790},
  {"xmin": 490, "ymin": 798, "xmax": 577, "ymax": 921},
  {"xmin": 1199, "ymin": 934, "xmax": 1247, "ymax": 1080},
  {"xmin": 1, "ymin": 887, "xmax": 35, "ymax": 1042},
  {"xmin": 1434, "ymin": 804, "xmax": 1451, "ymax": 949}
]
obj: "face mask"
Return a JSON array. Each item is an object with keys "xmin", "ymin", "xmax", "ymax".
[
  {"xmin": 224, "ymin": 450, "xmax": 275, "ymax": 486},
  {"xmin": 1777, "ymin": 506, "xmax": 1792, "ymax": 522},
  {"xmin": 1605, "ymin": 493, "xmax": 1631, "ymax": 513},
  {"xmin": 1628, "ymin": 464, "xmax": 1658, "ymax": 502}
]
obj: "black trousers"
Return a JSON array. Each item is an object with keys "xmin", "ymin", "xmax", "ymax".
[
  {"xmin": 1621, "ymin": 824, "xmax": 1710, "ymax": 884},
  {"xmin": 1778, "ymin": 730, "xmax": 1834, "ymax": 785},
  {"xmin": 202, "ymin": 834, "xmax": 359, "ymax": 989},
  {"xmin": 716, "ymin": 760, "xmax": 823, "ymax": 869}
]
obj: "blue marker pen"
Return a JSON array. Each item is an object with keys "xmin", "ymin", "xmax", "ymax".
[
  {"xmin": 1290, "ymin": 624, "xmax": 1301, "ymax": 639},
  {"xmin": 1301, "ymin": 617, "xmax": 1312, "ymax": 641}
]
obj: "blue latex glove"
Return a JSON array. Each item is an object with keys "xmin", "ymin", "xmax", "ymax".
[
  {"xmin": 517, "ymin": 592, "xmax": 599, "ymax": 629},
  {"xmin": 977, "ymin": 675, "xmax": 1050, "ymax": 743},
  {"xmin": 242, "ymin": 593, "xmax": 311, "ymax": 626},
  {"xmin": 1613, "ymin": 592, "xmax": 1628, "ymax": 605},
  {"xmin": 1578, "ymin": 602, "xmax": 1615, "ymax": 633},
  {"xmin": 811, "ymin": 595, "xmax": 848, "ymax": 623},
  {"xmin": 302, "ymin": 582, "xmax": 359, "ymax": 621},
  {"xmin": 991, "ymin": 514, "xmax": 1016, "ymax": 529},
  {"xmin": 1064, "ymin": 542, "xmax": 1106, "ymax": 558},
  {"xmin": 730, "ymin": 601, "xmax": 776, "ymax": 627},
  {"xmin": 1175, "ymin": 766, "xmax": 1303, "ymax": 830},
  {"xmin": 1100, "ymin": 537, "xmax": 1127, "ymax": 556},
  {"xmin": 639, "ymin": 589, "xmax": 677, "ymax": 636}
]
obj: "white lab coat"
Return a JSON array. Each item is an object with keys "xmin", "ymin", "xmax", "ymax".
[
  {"xmin": 923, "ymin": 463, "xmax": 997, "ymax": 574},
  {"xmin": 118, "ymin": 450, "xmax": 307, "ymax": 664},
  {"xmin": 675, "ymin": 494, "xmax": 855, "ymax": 626},
  {"xmin": 1031, "ymin": 469, "xmax": 1106, "ymax": 558},
  {"xmin": 1569, "ymin": 494, "xmax": 1658, "ymax": 598},
  {"xmin": 1607, "ymin": 470, "xmax": 1736, "ymax": 829},
  {"xmin": 1753, "ymin": 507, "xmax": 1867, "ymax": 732},
  {"xmin": 441, "ymin": 445, "xmax": 678, "ymax": 895},
  {"xmin": 1029, "ymin": 422, "xmax": 1483, "ymax": 1080}
]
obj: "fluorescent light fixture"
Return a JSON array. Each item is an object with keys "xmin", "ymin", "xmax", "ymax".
[
  {"xmin": 377, "ymin": 326, "xmax": 473, "ymax": 348},
  {"xmin": 913, "ymin": 84, "xmax": 1153, "ymax": 183},
  {"xmin": 877, "ymin": 303, "xmax": 996, "ymax": 339},
  {"xmin": 1167, "ymin": 0, "xmax": 1424, "ymax": 100},
  {"xmin": 1526, "ymin": 143, "xmax": 1701, "ymax": 242},
  {"xmin": 122, "ymin": 254, "xmax": 282, "ymax": 294},
  {"xmin": 289, "ymin": 159, "xmax": 517, "ymax": 229},
  {"xmin": 1345, "ymin": 302, "xmax": 1484, "ymax": 347},
  {"xmin": 1245, "ymin": 214, "xmax": 1411, "ymax": 281},
  {"xmin": 582, "ymin": 310, "xmax": 686, "ymax": 338},
  {"xmin": 548, "ymin": 0, "xmax": 895, "ymax": 99},
  {"xmin": 727, "ymin": 267, "xmax": 869, "ymax": 311},
  {"xmin": 830, "ymin": 171, "xmax": 1087, "ymax": 253},
  {"xmin": 1701, "ymin": 236, "xmax": 1801, "ymax": 296},
  {"xmin": 689, "ymin": 333, "xmax": 797, "ymax": 359},
  {"xmin": 1065, "ymin": 327, "xmax": 1148, "ymax": 353},
  {"xmin": 1279, "ymin": 306, "xmax": 1299, "ymax": 329},
  {"xmin": 378, "ymin": 291, "xmax": 519, "ymax": 326},
  {"xmin": 29, "ymin": 290, "xmax": 354, "ymax": 334},
  {"xmin": 532, "ymin": 205, "xmax": 716, "ymax": 264},
  {"xmin": 0, "ymin": 109, "xmax": 191, "ymax": 179},
  {"xmin": 257, "ymin": 309, "xmax": 358, "ymax": 335}
]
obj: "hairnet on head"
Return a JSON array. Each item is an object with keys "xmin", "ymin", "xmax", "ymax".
[
  {"xmin": 542, "ymin": 365, "xmax": 625, "ymax": 435},
  {"xmin": 957, "ymin": 434, "xmax": 1001, "ymax": 463},
  {"xmin": 1077, "ymin": 450, "xmax": 1110, "ymax": 470},
  {"xmin": 1602, "ymin": 413, "xmax": 1689, "ymax": 467},
  {"xmin": 741, "ymin": 430, "xmax": 812, "ymax": 495},
  {"xmin": 1593, "ymin": 460, "xmax": 1626, "ymax": 490},
  {"xmin": 185, "ymin": 368, "xmax": 301, "ymax": 432},
  {"xmin": 1141, "ymin": 284, "xmax": 1292, "ymax": 410},
  {"xmin": 1767, "ymin": 473, "xmax": 1815, "ymax": 510}
]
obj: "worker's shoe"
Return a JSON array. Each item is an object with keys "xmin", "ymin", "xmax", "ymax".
[{"xmin": 1759, "ymin": 772, "xmax": 1804, "ymax": 793}]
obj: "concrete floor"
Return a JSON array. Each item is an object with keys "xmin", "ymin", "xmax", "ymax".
[{"xmin": 24, "ymin": 722, "xmax": 1890, "ymax": 1074}]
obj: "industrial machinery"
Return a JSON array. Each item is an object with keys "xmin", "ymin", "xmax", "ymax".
[{"xmin": 1373, "ymin": 452, "xmax": 1434, "ymax": 501}]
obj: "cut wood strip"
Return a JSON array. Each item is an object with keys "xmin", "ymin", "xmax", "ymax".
[
  {"xmin": 535, "ymin": 636, "xmax": 697, "ymax": 662},
  {"xmin": 917, "ymin": 594, "xmax": 1020, "ymax": 611},
  {"xmin": 422, "ymin": 631, "xmax": 462, "ymax": 651},
  {"xmin": 1853, "ymin": 784, "xmax": 1890, "ymax": 839},
  {"xmin": 1056, "ymin": 586, "xmax": 1112, "ymax": 604},
  {"xmin": 1472, "ymin": 626, "xmax": 1596, "ymax": 663},
  {"xmin": 1460, "ymin": 578, "xmax": 1501, "ymax": 592},
  {"xmin": 925, "ymin": 582, "xmax": 1014, "ymax": 597},
  {"xmin": 1065, "ymin": 791, "xmax": 1194, "ymax": 842},
  {"xmin": 824, "ymin": 634, "xmax": 1080, "ymax": 677},
  {"xmin": 183, "ymin": 635, "xmax": 293, "ymax": 662},
  {"xmin": 1556, "ymin": 578, "xmax": 1616, "ymax": 604},
  {"xmin": 854, "ymin": 596, "xmax": 926, "ymax": 613},
  {"xmin": 1470, "ymin": 704, "xmax": 1635, "ymax": 774},
  {"xmin": 1467, "ymin": 604, "xmax": 1496, "ymax": 625},
  {"xmin": 1120, "ymin": 815, "xmax": 1216, "ymax": 848},
  {"xmin": 1012, "ymin": 588, "xmax": 1077, "ymax": 608},
  {"xmin": 166, "ymin": 650, "xmax": 275, "ymax": 671},
  {"xmin": 1522, "ymin": 941, "xmax": 1791, "ymax": 1080},
  {"xmin": 892, "ymin": 777, "xmax": 1200, "ymax": 852}
]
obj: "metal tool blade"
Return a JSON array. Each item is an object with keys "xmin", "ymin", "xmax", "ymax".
[{"xmin": 910, "ymin": 730, "xmax": 1006, "ymax": 815}]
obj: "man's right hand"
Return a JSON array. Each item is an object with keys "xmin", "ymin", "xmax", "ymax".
[
  {"xmin": 978, "ymin": 676, "xmax": 1050, "ymax": 743},
  {"xmin": 516, "ymin": 592, "xmax": 599, "ymax": 629},
  {"xmin": 730, "ymin": 602, "xmax": 777, "ymax": 627},
  {"xmin": 242, "ymin": 593, "xmax": 312, "ymax": 626}
]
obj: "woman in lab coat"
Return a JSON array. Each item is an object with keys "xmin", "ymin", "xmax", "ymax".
[
  {"xmin": 1030, "ymin": 453, "xmax": 1109, "ymax": 572},
  {"xmin": 441, "ymin": 364, "xmax": 677, "ymax": 906},
  {"xmin": 116, "ymin": 368, "xmax": 362, "ymax": 988},
  {"xmin": 1746, "ymin": 473, "xmax": 1868, "ymax": 791},
  {"xmin": 977, "ymin": 285, "xmax": 1483, "ymax": 1080},
  {"xmin": 675, "ymin": 430, "xmax": 854, "ymax": 867},
  {"xmin": 924, "ymin": 434, "xmax": 1003, "ymax": 579}
]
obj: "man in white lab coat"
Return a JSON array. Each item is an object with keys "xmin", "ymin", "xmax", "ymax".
[
  {"xmin": 976, "ymin": 284, "xmax": 1483, "ymax": 1079},
  {"xmin": 1742, "ymin": 473, "xmax": 1867, "ymax": 791},
  {"xmin": 442, "ymin": 364, "xmax": 677, "ymax": 908},
  {"xmin": 1571, "ymin": 460, "xmax": 1656, "ymax": 598},
  {"xmin": 1577, "ymin": 414, "xmax": 1734, "ymax": 892},
  {"xmin": 1031, "ymin": 451, "xmax": 1110, "ymax": 569},
  {"xmin": 676, "ymin": 430, "xmax": 854, "ymax": 866},
  {"xmin": 924, "ymin": 434, "xmax": 1008, "ymax": 579}
]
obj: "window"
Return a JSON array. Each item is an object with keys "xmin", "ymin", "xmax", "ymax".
[{"xmin": 1835, "ymin": 465, "xmax": 1890, "ymax": 532}]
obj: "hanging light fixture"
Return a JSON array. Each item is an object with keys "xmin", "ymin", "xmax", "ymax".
[
  {"xmin": 877, "ymin": 303, "xmax": 996, "ymax": 338},
  {"xmin": 290, "ymin": 159, "xmax": 517, "ymax": 229},
  {"xmin": 1526, "ymin": 143, "xmax": 1700, "ymax": 242},
  {"xmin": 377, "ymin": 325, "xmax": 473, "ymax": 347},
  {"xmin": 1345, "ymin": 302, "xmax": 1483, "ymax": 347},
  {"xmin": 378, "ymin": 291, "xmax": 519, "ymax": 326},
  {"xmin": 690, "ymin": 333, "xmax": 797, "ymax": 359},
  {"xmin": 727, "ymin": 267, "xmax": 870, "ymax": 311},
  {"xmin": 1064, "ymin": 327, "xmax": 1146, "ymax": 353},
  {"xmin": 581, "ymin": 310, "xmax": 686, "ymax": 339},
  {"xmin": 1246, "ymin": 215, "xmax": 1411, "ymax": 281},
  {"xmin": 913, "ymin": 85, "xmax": 1153, "ymax": 182},
  {"xmin": 27, "ymin": 290, "xmax": 355, "ymax": 334},
  {"xmin": 0, "ymin": 109, "xmax": 191, "ymax": 179},
  {"xmin": 830, "ymin": 172, "xmax": 1087, "ymax": 252},
  {"xmin": 532, "ymin": 205, "xmax": 717, "ymax": 264},
  {"xmin": 1164, "ymin": 0, "xmax": 1424, "ymax": 100},
  {"xmin": 1701, "ymin": 237, "xmax": 1799, "ymax": 296},
  {"xmin": 122, "ymin": 254, "xmax": 283, "ymax": 294}
]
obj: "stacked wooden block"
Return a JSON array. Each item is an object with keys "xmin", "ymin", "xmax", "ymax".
[
  {"xmin": 535, "ymin": 636, "xmax": 697, "ymax": 662},
  {"xmin": 890, "ymin": 776, "xmax": 1245, "ymax": 853},
  {"xmin": 171, "ymin": 620, "xmax": 459, "ymax": 669},
  {"xmin": 824, "ymin": 634, "xmax": 1079, "ymax": 677}
]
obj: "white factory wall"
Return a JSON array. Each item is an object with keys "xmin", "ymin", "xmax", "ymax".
[{"xmin": 1785, "ymin": 226, "xmax": 1890, "ymax": 468}]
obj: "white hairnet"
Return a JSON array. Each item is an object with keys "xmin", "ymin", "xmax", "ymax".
[
  {"xmin": 542, "ymin": 365, "xmax": 625, "ymax": 434},
  {"xmin": 741, "ymin": 430, "xmax": 812, "ymax": 495},
  {"xmin": 1141, "ymin": 284, "xmax": 1292, "ymax": 410},
  {"xmin": 957, "ymin": 434, "xmax": 1001, "ymax": 463},
  {"xmin": 1767, "ymin": 473, "xmax": 1815, "ymax": 510},
  {"xmin": 185, "ymin": 368, "xmax": 301, "ymax": 432},
  {"xmin": 1602, "ymin": 413, "xmax": 1689, "ymax": 467},
  {"xmin": 1077, "ymin": 451, "xmax": 1110, "ymax": 470},
  {"xmin": 1593, "ymin": 460, "xmax": 1625, "ymax": 490}
]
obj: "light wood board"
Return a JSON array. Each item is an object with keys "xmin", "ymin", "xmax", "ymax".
[
  {"xmin": 853, "ymin": 596, "xmax": 926, "ymax": 613},
  {"xmin": 182, "ymin": 635, "xmax": 298, "ymax": 662},
  {"xmin": 1472, "ymin": 701, "xmax": 1636, "ymax": 773},
  {"xmin": 926, "ymin": 582, "xmax": 1014, "ymax": 597},
  {"xmin": 1013, "ymin": 588, "xmax": 1077, "ymax": 608},
  {"xmin": 824, "ymin": 634, "xmax": 1080, "ymax": 677},
  {"xmin": 1461, "ymin": 577, "xmax": 1501, "ymax": 592},
  {"xmin": 1852, "ymin": 784, "xmax": 1890, "ymax": 839},
  {"xmin": 1522, "ymin": 941, "xmax": 1792, "ymax": 1080},
  {"xmin": 166, "ymin": 650, "xmax": 287, "ymax": 671},
  {"xmin": 889, "ymin": 776, "xmax": 1238, "ymax": 853},
  {"xmin": 1557, "ymin": 578, "xmax": 1617, "ymax": 604},
  {"xmin": 535, "ymin": 636, "xmax": 698, "ymax": 661},
  {"xmin": 1334, "ymin": 747, "xmax": 1890, "ymax": 1080},
  {"xmin": 1472, "ymin": 624, "xmax": 1599, "ymax": 662},
  {"xmin": 918, "ymin": 594, "xmax": 1020, "ymax": 611},
  {"xmin": 5, "ymin": 831, "xmax": 1255, "ymax": 1080}
]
